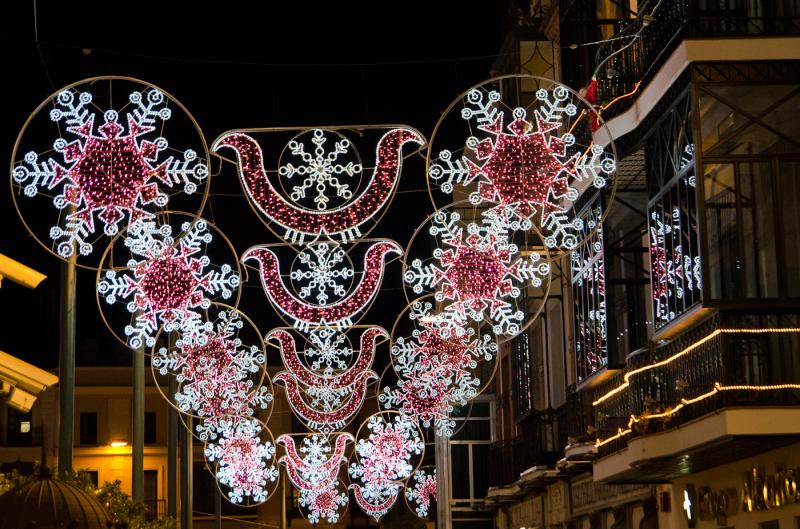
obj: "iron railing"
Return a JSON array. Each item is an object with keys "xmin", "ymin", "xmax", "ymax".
[
  {"xmin": 0, "ymin": 427, "xmax": 43, "ymax": 447},
  {"xmin": 594, "ymin": 314, "xmax": 800, "ymax": 458}
]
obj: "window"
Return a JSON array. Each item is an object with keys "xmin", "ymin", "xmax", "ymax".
[
  {"xmin": 450, "ymin": 400, "xmax": 493, "ymax": 504},
  {"xmin": 646, "ymin": 88, "xmax": 702, "ymax": 330},
  {"xmin": 19, "ymin": 421, "xmax": 31, "ymax": 434},
  {"xmin": 144, "ymin": 412, "xmax": 157, "ymax": 444},
  {"xmin": 79, "ymin": 470, "xmax": 99, "ymax": 488},
  {"xmin": 79, "ymin": 412, "xmax": 98, "ymax": 445},
  {"xmin": 697, "ymin": 80, "xmax": 800, "ymax": 304},
  {"xmin": 760, "ymin": 521, "xmax": 780, "ymax": 529},
  {"xmin": 571, "ymin": 203, "xmax": 608, "ymax": 381}
]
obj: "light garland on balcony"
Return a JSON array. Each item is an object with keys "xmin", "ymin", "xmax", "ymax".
[
  {"xmin": 13, "ymin": 86, "xmax": 208, "ymax": 259},
  {"xmin": 595, "ymin": 382, "xmax": 800, "ymax": 448},
  {"xmin": 592, "ymin": 327, "xmax": 800, "ymax": 407}
]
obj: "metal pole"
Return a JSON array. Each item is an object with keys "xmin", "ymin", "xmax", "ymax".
[
  {"xmin": 281, "ymin": 472, "xmax": 287, "ymax": 529},
  {"xmin": 214, "ymin": 485, "xmax": 221, "ymax": 529},
  {"xmin": 167, "ymin": 373, "xmax": 178, "ymax": 517},
  {"xmin": 57, "ymin": 257, "xmax": 76, "ymax": 475},
  {"xmin": 132, "ymin": 344, "xmax": 144, "ymax": 501},
  {"xmin": 435, "ymin": 433, "xmax": 452, "ymax": 529},
  {"xmin": 180, "ymin": 416, "xmax": 193, "ymax": 529}
]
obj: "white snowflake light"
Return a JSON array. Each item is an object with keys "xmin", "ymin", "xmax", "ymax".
[
  {"xmin": 205, "ymin": 417, "xmax": 279, "ymax": 504},
  {"xmin": 13, "ymin": 86, "xmax": 207, "ymax": 258},
  {"xmin": 429, "ymin": 84, "xmax": 615, "ymax": 249},
  {"xmin": 380, "ymin": 303, "xmax": 496, "ymax": 437},
  {"xmin": 152, "ymin": 310, "xmax": 272, "ymax": 440},
  {"xmin": 244, "ymin": 240, "xmax": 400, "ymax": 331},
  {"xmin": 279, "ymin": 129, "xmax": 360, "ymax": 211},
  {"xmin": 214, "ymin": 128, "xmax": 422, "ymax": 244},
  {"xmin": 348, "ymin": 414, "xmax": 424, "ymax": 521},
  {"xmin": 404, "ymin": 211, "xmax": 550, "ymax": 336},
  {"xmin": 406, "ymin": 469, "xmax": 437, "ymax": 519},
  {"xmin": 290, "ymin": 242, "xmax": 354, "ymax": 306},
  {"xmin": 269, "ymin": 328, "xmax": 382, "ymax": 432},
  {"xmin": 98, "ymin": 219, "xmax": 240, "ymax": 348}
]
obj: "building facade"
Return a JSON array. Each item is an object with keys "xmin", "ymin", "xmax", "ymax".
[{"xmin": 484, "ymin": 1, "xmax": 800, "ymax": 529}]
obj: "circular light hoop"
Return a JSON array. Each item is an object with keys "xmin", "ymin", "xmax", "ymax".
[
  {"xmin": 95, "ymin": 210, "xmax": 242, "ymax": 351},
  {"xmin": 10, "ymin": 76, "xmax": 211, "ymax": 270},
  {"xmin": 400, "ymin": 199, "xmax": 552, "ymax": 343},
  {"xmin": 426, "ymin": 74, "xmax": 617, "ymax": 257}
]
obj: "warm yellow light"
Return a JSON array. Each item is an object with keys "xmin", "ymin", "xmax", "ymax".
[
  {"xmin": 110, "ymin": 441, "xmax": 128, "ymax": 447},
  {"xmin": 592, "ymin": 328, "xmax": 800, "ymax": 406}
]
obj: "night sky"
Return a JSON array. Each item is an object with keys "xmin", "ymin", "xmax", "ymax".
[{"xmin": 0, "ymin": 2, "xmax": 513, "ymax": 370}]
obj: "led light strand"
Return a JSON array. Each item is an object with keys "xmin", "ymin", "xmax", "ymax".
[
  {"xmin": 592, "ymin": 328, "xmax": 800, "ymax": 406},
  {"xmin": 405, "ymin": 469, "xmax": 437, "ymax": 519},
  {"xmin": 213, "ymin": 128, "xmax": 422, "ymax": 244}
]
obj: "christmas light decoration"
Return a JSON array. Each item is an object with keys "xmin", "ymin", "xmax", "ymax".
[
  {"xmin": 290, "ymin": 242, "xmax": 354, "ymax": 306},
  {"xmin": 213, "ymin": 128, "xmax": 423, "ymax": 244},
  {"xmin": 278, "ymin": 434, "xmax": 353, "ymax": 524},
  {"xmin": 592, "ymin": 327, "xmax": 800, "ymax": 407},
  {"xmin": 269, "ymin": 328, "xmax": 383, "ymax": 432},
  {"xmin": 13, "ymin": 86, "xmax": 207, "ymax": 258},
  {"xmin": 98, "ymin": 219, "xmax": 240, "ymax": 348},
  {"xmin": 404, "ymin": 211, "xmax": 550, "ymax": 336},
  {"xmin": 649, "ymin": 204, "xmax": 702, "ymax": 325},
  {"xmin": 380, "ymin": 302, "xmax": 496, "ymax": 436},
  {"xmin": 570, "ymin": 205, "xmax": 607, "ymax": 381},
  {"xmin": 348, "ymin": 414, "xmax": 424, "ymax": 521},
  {"xmin": 152, "ymin": 310, "xmax": 272, "ymax": 440},
  {"xmin": 205, "ymin": 417, "xmax": 279, "ymax": 504},
  {"xmin": 244, "ymin": 240, "xmax": 400, "ymax": 331},
  {"xmin": 406, "ymin": 469, "xmax": 437, "ymax": 519},
  {"xmin": 429, "ymin": 84, "xmax": 615, "ymax": 248},
  {"xmin": 279, "ymin": 129, "xmax": 360, "ymax": 211}
]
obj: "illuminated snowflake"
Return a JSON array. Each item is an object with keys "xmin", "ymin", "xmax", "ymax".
[
  {"xmin": 279, "ymin": 434, "xmax": 352, "ymax": 524},
  {"xmin": 650, "ymin": 206, "xmax": 702, "ymax": 323},
  {"xmin": 98, "ymin": 219, "xmax": 240, "ymax": 349},
  {"xmin": 290, "ymin": 243, "xmax": 354, "ymax": 306},
  {"xmin": 13, "ymin": 87, "xmax": 207, "ymax": 258},
  {"xmin": 205, "ymin": 417, "xmax": 279, "ymax": 504},
  {"xmin": 429, "ymin": 85, "xmax": 615, "ymax": 248},
  {"xmin": 279, "ymin": 129, "xmax": 360, "ymax": 211},
  {"xmin": 349, "ymin": 414, "xmax": 423, "ymax": 521},
  {"xmin": 406, "ymin": 469, "xmax": 437, "ymax": 519},
  {"xmin": 304, "ymin": 328, "xmax": 352, "ymax": 375},
  {"xmin": 380, "ymin": 303, "xmax": 496, "ymax": 436},
  {"xmin": 404, "ymin": 211, "xmax": 550, "ymax": 336}
]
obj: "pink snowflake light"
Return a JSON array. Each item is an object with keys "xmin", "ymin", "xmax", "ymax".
[
  {"xmin": 380, "ymin": 303, "xmax": 496, "ymax": 436},
  {"xmin": 13, "ymin": 87, "xmax": 207, "ymax": 258},
  {"xmin": 278, "ymin": 434, "xmax": 352, "ymax": 524},
  {"xmin": 205, "ymin": 417, "xmax": 279, "ymax": 504},
  {"xmin": 348, "ymin": 414, "xmax": 423, "ymax": 521},
  {"xmin": 405, "ymin": 212, "xmax": 549, "ymax": 336},
  {"xmin": 213, "ymin": 128, "xmax": 423, "ymax": 244},
  {"xmin": 98, "ymin": 219, "xmax": 240, "ymax": 349},
  {"xmin": 429, "ymin": 84, "xmax": 615, "ymax": 248},
  {"xmin": 243, "ymin": 240, "xmax": 400, "ymax": 331},
  {"xmin": 406, "ymin": 469, "xmax": 437, "ymax": 519},
  {"xmin": 152, "ymin": 310, "xmax": 272, "ymax": 440}
]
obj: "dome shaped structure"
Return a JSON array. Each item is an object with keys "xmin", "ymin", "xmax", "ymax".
[{"xmin": 0, "ymin": 474, "xmax": 109, "ymax": 529}]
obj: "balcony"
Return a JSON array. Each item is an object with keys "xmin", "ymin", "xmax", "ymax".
[
  {"xmin": 593, "ymin": 1, "xmax": 800, "ymax": 123},
  {"xmin": 591, "ymin": 313, "xmax": 800, "ymax": 482}
]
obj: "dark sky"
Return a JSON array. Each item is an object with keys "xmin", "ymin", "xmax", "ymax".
[{"xmin": 0, "ymin": 1, "xmax": 513, "ymax": 369}]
